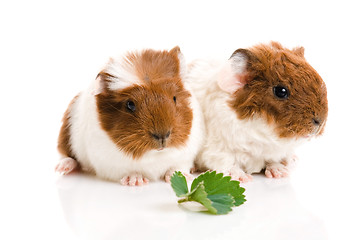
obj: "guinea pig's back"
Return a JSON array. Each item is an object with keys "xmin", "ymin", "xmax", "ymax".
[{"xmin": 186, "ymin": 59, "xmax": 224, "ymax": 101}]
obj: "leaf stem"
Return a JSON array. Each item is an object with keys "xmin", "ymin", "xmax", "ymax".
[{"xmin": 178, "ymin": 198, "xmax": 189, "ymax": 204}]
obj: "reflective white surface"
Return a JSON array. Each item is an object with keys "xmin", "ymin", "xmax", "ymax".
[
  {"xmin": 55, "ymin": 173, "xmax": 327, "ymax": 240},
  {"xmin": 1, "ymin": 0, "xmax": 360, "ymax": 239}
]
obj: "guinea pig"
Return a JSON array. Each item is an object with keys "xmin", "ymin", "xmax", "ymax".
[
  {"xmin": 55, "ymin": 46, "xmax": 204, "ymax": 186},
  {"xmin": 187, "ymin": 42, "xmax": 328, "ymax": 182}
]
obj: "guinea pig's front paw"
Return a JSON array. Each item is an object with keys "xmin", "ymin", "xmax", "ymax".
[
  {"xmin": 55, "ymin": 157, "xmax": 78, "ymax": 175},
  {"xmin": 223, "ymin": 166, "xmax": 253, "ymax": 183},
  {"xmin": 120, "ymin": 173, "xmax": 149, "ymax": 186},
  {"xmin": 164, "ymin": 170, "xmax": 193, "ymax": 183},
  {"xmin": 265, "ymin": 162, "xmax": 289, "ymax": 178}
]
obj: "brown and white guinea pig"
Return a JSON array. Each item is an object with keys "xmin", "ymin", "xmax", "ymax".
[
  {"xmin": 56, "ymin": 46, "xmax": 204, "ymax": 186},
  {"xmin": 187, "ymin": 42, "xmax": 328, "ymax": 182}
]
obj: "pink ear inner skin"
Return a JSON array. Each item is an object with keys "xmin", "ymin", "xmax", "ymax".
[{"xmin": 217, "ymin": 64, "xmax": 247, "ymax": 94}]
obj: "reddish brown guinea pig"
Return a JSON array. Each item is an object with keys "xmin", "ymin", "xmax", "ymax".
[
  {"xmin": 188, "ymin": 41, "xmax": 328, "ymax": 182},
  {"xmin": 56, "ymin": 47, "xmax": 204, "ymax": 185}
]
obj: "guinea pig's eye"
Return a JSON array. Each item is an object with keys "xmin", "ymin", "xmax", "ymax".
[
  {"xmin": 273, "ymin": 85, "xmax": 289, "ymax": 99},
  {"xmin": 126, "ymin": 101, "xmax": 136, "ymax": 112},
  {"xmin": 173, "ymin": 96, "xmax": 176, "ymax": 104}
]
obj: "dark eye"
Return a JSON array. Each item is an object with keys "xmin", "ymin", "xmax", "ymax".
[
  {"xmin": 273, "ymin": 85, "xmax": 289, "ymax": 99},
  {"xmin": 173, "ymin": 96, "xmax": 176, "ymax": 104},
  {"xmin": 126, "ymin": 101, "xmax": 136, "ymax": 112}
]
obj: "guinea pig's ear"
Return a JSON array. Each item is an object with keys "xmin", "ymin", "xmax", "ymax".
[
  {"xmin": 293, "ymin": 46, "xmax": 305, "ymax": 58},
  {"xmin": 92, "ymin": 72, "xmax": 110, "ymax": 95},
  {"xmin": 170, "ymin": 46, "xmax": 186, "ymax": 79},
  {"xmin": 217, "ymin": 48, "xmax": 254, "ymax": 94}
]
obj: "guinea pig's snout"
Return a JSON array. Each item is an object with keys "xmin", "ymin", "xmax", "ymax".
[
  {"xmin": 311, "ymin": 117, "xmax": 325, "ymax": 135},
  {"xmin": 150, "ymin": 131, "xmax": 171, "ymax": 150}
]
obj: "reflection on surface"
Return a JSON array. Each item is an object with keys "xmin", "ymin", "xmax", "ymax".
[{"xmin": 56, "ymin": 173, "xmax": 326, "ymax": 240}]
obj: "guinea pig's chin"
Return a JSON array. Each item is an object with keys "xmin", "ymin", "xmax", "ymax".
[
  {"xmin": 299, "ymin": 133, "xmax": 317, "ymax": 142},
  {"xmin": 303, "ymin": 134, "xmax": 313, "ymax": 141},
  {"xmin": 148, "ymin": 147, "xmax": 171, "ymax": 155}
]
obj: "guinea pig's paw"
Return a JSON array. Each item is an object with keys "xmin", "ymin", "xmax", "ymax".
[
  {"xmin": 280, "ymin": 155, "xmax": 298, "ymax": 171},
  {"xmin": 55, "ymin": 157, "xmax": 78, "ymax": 175},
  {"xmin": 265, "ymin": 163, "xmax": 289, "ymax": 178},
  {"xmin": 231, "ymin": 172, "xmax": 253, "ymax": 183},
  {"xmin": 120, "ymin": 173, "xmax": 149, "ymax": 186},
  {"xmin": 190, "ymin": 166, "xmax": 198, "ymax": 174},
  {"xmin": 164, "ymin": 170, "xmax": 193, "ymax": 183},
  {"xmin": 227, "ymin": 168, "xmax": 253, "ymax": 183}
]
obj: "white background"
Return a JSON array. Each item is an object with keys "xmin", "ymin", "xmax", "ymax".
[{"xmin": 1, "ymin": 0, "xmax": 360, "ymax": 239}]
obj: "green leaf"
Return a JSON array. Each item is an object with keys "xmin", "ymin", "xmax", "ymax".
[
  {"xmin": 207, "ymin": 194, "xmax": 234, "ymax": 214},
  {"xmin": 170, "ymin": 171, "xmax": 189, "ymax": 197},
  {"xmin": 191, "ymin": 171, "xmax": 246, "ymax": 207},
  {"xmin": 188, "ymin": 182, "xmax": 217, "ymax": 214},
  {"xmin": 170, "ymin": 171, "xmax": 247, "ymax": 215}
]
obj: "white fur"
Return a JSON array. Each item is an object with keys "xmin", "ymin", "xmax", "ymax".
[
  {"xmin": 187, "ymin": 59, "xmax": 305, "ymax": 177},
  {"xmin": 104, "ymin": 56, "xmax": 142, "ymax": 91},
  {"xmin": 64, "ymin": 54, "xmax": 204, "ymax": 183},
  {"xmin": 177, "ymin": 51, "xmax": 187, "ymax": 79}
]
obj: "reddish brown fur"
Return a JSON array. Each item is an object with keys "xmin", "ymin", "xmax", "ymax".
[
  {"xmin": 126, "ymin": 46, "xmax": 182, "ymax": 81},
  {"xmin": 58, "ymin": 95, "xmax": 78, "ymax": 158},
  {"xmin": 230, "ymin": 42, "xmax": 328, "ymax": 138},
  {"xmin": 96, "ymin": 48, "xmax": 193, "ymax": 159}
]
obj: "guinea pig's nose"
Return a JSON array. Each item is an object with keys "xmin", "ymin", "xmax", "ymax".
[
  {"xmin": 151, "ymin": 131, "xmax": 171, "ymax": 149},
  {"xmin": 151, "ymin": 131, "xmax": 171, "ymax": 141},
  {"xmin": 312, "ymin": 118, "xmax": 321, "ymax": 126}
]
